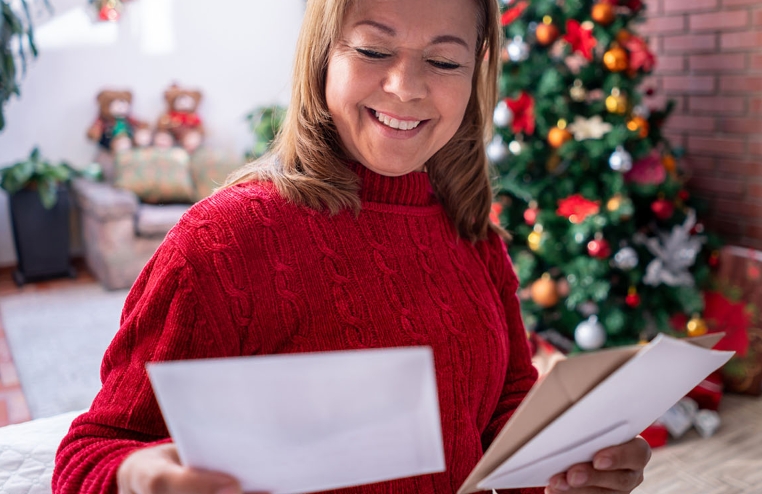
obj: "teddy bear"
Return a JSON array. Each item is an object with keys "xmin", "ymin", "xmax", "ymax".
[
  {"xmin": 154, "ymin": 84, "xmax": 205, "ymax": 153},
  {"xmin": 86, "ymin": 90, "xmax": 151, "ymax": 153}
]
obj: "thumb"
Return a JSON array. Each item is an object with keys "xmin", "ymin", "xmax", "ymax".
[{"xmin": 164, "ymin": 466, "xmax": 242, "ymax": 494}]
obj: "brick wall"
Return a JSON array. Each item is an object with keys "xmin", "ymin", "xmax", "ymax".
[{"xmin": 640, "ymin": 0, "xmax": 762, "ymax": 249}]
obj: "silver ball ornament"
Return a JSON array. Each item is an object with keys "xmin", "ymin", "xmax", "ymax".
[
  {"xmin": 575, "ymin": 315, "xmax": 607, "ymax": 350},
  {"xmin": 609, "ymin": 146, "xmax": 633, "ymax": 173},
  {"xmin": 509, "ymin": 140, "xmax": 524, "ymax": 155},
  {"xmin": 507, "ymin": 36, "xmax": 530, "ymax": 62},
  {"xmin": 613, "ymin": 247, "xmax": 639, "ymax": 270},
  {"xmin": 487, "ymin": 136, "xmax": 509, "ymax": 163},
  {"xmin": 493, "ymin": 101, "xmax": 514, "ymax": 128},
  {"xmin": 633, "ymin": 104, "xmax": 651, "ymax": 119}
]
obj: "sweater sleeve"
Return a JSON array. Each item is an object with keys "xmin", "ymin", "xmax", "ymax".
[
  {"xmin": 478, "ymin": 233, "xmax": 544, "ymax": 494},
  {"xmin": 52, "ymin": 238, "xmax": 244, "ymax": 494}
]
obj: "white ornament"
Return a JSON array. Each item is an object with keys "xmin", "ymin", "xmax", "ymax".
[
  {"xmin": 575, "ymin": 315, "xmax": 606, "ymax": 350},
  {"xmin": 493, "ymin": 100, "xmax": 514, "ymax": 128},
  {"xmin": 509, "ymin": 140, "xmax": 523, "ymax": 155},
  {"xmin": 633, "ymin": 104, "xmax": 651, "ymax": 119},
  {"xmin": 487, "ymin": 136, "xmax": 509, "ymax": 163},
  {"xmin": 567, "ymin": 115, "xmax": 613, "ymax": 141},
  {"xmin": 694, "ymin": 409, "xmax": 721, "ymax": 438},
  {"xmin": 609, "ymin": 146, "xmax": 633, "ymax": 172},
  {"xmin": 507, "ymin": 36, "xmax": 530, "ymax": 62},
  {"xmin": 613, "ymin": 247, "xmax": 638, "ymax": 270},
  {"xmin": 634, "ymin": 209, "xmax": 707, "ymax": 287}
]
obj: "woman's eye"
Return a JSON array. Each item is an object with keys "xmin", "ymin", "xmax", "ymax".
[
  {"xmin": 356, "ymin": 48, "xmax": 389, "ymax": 59},
  {"xmin": 428, "ymin": 59, "xmax": 461, "ymax": 70}
]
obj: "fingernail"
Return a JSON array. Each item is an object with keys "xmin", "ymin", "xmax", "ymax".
[
  {"xmin": 570, "ymin": 471, "xmax": 587, "ymax": 487},
  {"xmin": 594, "ymin": 456, "xmax": 613, "ymax": 469},
  {"xmin": 552, "ymin": 477, "xmax": 570, "ymax": 491}
]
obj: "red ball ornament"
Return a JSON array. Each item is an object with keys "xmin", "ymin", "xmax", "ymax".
[
  {"xmin": 587, "ymin": 238, "xmax": 611, "ymax": 258},
  {"xmin": 678, "ymin": 190, "xmax": 690, "ymax": 201},
  {"xmin": 626, "ymin": 291, "xmax": 641, "ymax": 308},
  {"xmin": 524, "ymin": 207, "xmax": 538, "ymax": 225},
  {"xmin": 709, "ymin": 251, "xmax": 720, "ymax": 269},
  {"xmin": 651, "ymin": 198, "xmax": 674, "ymax": 220}
]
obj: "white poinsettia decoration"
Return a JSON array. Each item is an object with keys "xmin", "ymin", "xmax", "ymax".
[
  {"xmin": 634, "ymin": 209, "xmax": 706, "ymax": 287},
  {"xmin": 567, "ymin": 115, "xmax": 613, "ymax": 141}
]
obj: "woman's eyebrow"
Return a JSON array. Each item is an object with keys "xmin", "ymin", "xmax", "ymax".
[{"xmin": 353, "ymin": 20, "xmax": 470, "ymax": 50}]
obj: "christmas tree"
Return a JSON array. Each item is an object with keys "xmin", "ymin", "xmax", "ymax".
[{"xmin": 488, "ymin": 0, "xmax": 721, "ymax": 352}]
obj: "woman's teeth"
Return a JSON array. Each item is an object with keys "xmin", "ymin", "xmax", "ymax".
[{"xmin": 374, "ymin": 111, "xmax": 421, "ymax": 131}]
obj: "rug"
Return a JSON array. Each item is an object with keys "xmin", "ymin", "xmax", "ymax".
[{"xmin": 0, "ymin": 284, "xmax": 128, "ymax": 419}]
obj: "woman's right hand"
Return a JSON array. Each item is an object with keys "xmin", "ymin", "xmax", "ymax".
[{"xmin": 117, "ymin": 443, "xmax": 243, "ymax": 494}]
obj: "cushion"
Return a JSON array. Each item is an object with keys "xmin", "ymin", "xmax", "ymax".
[
  {"xmin": 136, "ymin": 204, "xmax": 191, "ymax": 237},
  {"xmin": 113, "ymin": 148, "xmax": 195, "ymax": 204},
  {"xmin": 189, "ymin": 148, "xmax": 245, "ymax": 201},
  {"xmin": 0, "ymin": 410, "xmax": 83, "ymax": 494}
]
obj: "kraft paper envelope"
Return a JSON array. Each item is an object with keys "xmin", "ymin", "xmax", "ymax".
[
  {"xmin": 458, "ymin": 333, "xmax": 732, "ymax": 493},
  {"xmin": 147, "ymin": 347, "xmax": 445, "ymax": 494}
]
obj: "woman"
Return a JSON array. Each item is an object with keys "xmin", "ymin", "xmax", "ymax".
[{"xmin": 54, "ymin": 0, "xmax": 650, "ymax": 493}]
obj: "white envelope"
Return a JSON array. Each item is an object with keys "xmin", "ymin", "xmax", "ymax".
[
  {"xmin": 147, "ymin": 347, "xmax": 445, "ymax": 494},
  {"xmin": 464, "ymin": 333, "xmax": 733, "ymax": 491}
]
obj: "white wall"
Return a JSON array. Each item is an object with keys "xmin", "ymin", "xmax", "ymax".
[{"xmin": 0, "ymin": 0, "xmax": 303, "ymax": 266}]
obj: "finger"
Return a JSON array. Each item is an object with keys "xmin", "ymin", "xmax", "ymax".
[
  {"xmin": 563, "ymin": 462, "xmax": 643, "ymax": 492},
  {"xmin": 592, "ymin": 436, "xmax": 651, "ymax": 472},
  {"xmin": 159, "ymin": 463, "xmax": 242, "ymax": 494}
]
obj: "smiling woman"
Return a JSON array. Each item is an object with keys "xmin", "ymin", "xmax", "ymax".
[{"xmin": 52, "ymin": 1, "xmax": 651, "ymax": 494}]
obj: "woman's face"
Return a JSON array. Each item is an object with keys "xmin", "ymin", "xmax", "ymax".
[{"xmin": 326, "ymin": 0, "xmax": 478, "ymax": 176}]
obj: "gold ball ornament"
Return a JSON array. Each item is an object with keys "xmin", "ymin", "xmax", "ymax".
[
  {"xmin": 528, "ymin": 230, "xmax": 543, "ymax": 252},
  {"xmin": 603, "ymin": 45, "xmax": 629, "ymax": 72},
  {"xmin": 536, "ymin": 17, "xmax": 560, "ymax": 46},
  {"xmin": 548, "ymin": 126, "xmax": 573, "ymax": 149},
  {"xmin": 687, "ymin": 315, "xmax": 708, "ymax": 337},
  {"xmin": 606, "ymin": 88, "xmax": 628, "ymax": 114},
  {"xmin": 531, "ymin": 274, "xmax": 560, "ymax": 308},
  {"xmin": 627, "ymin": 116, "xmax": 650, "ymax": 138},
  {"xmin": 592, "ymin": 3, "xmax": 616, "ymax": 25},
  {"xmin": 606, "ymin": 195, "xmax": 622, "ymax": 212},
  {"xmin": 570, "ymin": 80, "xmax": 587, "ymax": 102},
  {"xmin": 662, "ymin": 154, "xmax": 677, "ymax": 173}
]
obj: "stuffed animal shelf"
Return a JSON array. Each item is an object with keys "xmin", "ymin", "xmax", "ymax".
[
  {"xmin": 86, "ymin": 90, "xmax": 151, "ymax": 153},
  {"xmin": 154, "ymin": 84, "xmax": 205, "ymax": 153}
]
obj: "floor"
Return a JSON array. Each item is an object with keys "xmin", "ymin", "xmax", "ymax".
[
  {"xmin": 0, "ymin": 259, "xmax": 95, "ymax": 426},
  {"xmin": 0, "ymin": 264, "xmax": 760, "ymax": 492}
]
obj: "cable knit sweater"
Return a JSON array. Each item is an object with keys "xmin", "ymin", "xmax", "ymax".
[{"xmin": 53, "ymin": 164, "xmax": 541, "ymax": 494}]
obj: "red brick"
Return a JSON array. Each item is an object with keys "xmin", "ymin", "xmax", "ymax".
[
  {"xmin": 724, "ymin": 0, "xmax": 762, "ymax": 6},
  {"xmin": 663, "ymin": 33, "xmax": 717, "ymax": 52},
  {"xmin": 746, "ymin": 225, "xmax": 762, "ymax": 247},
  {"xmin": 720, "ymin": 76, "xmax": 762, "ymax": 92},
  {"xmin": 665, "ymin": 114, "xmax": 716, "ymax": 132},
  {"xmin": 640, "ymin": 16, "xmax": 686, "ymax": 34},
  {"xmin": 688, "ymin": 135, "xmax": 746, "ymax": 155},
  {"xmin": 718, "ymin": 159, "xmax": 762, "ymax": 175},
  {"xmin": 750, "ymin": 183, "xmax": 762, "ymax": 199},
  {"xmin": 656, "ymin": 55, "xmax": 686, "ymax": 72},
  {"xmin": 711, "ymin": 218, "xmax": 745, "ymax": 239},
  {"xmin": 721, "ymin": 31, "xmax": 762, "ymax": 50},
  {"xmin": 644, "ymin": 0, "xmax": 661, "ymax": 15},
  {"xmin": 689, "ymin": 53, "xmax": 747, "ymax": 71},
  {"xmin": 752, "ymin": 97, "xmax": 762, "ymax": 114},
  {"xmin": 663, "ymin": 75, "xmax": 716, "ymax": 93},
  {"xmin": 756, "ymin": 9, "xmax": 762, "ymax": 27},
  {"xmin": 664, "ymin": 0, "xmax": 717, "ymax": 13},
  {"xmin": 751, "ymin": 140, "xmax": 762, "ymax": 156},
  {"xmin": 684, "ymin": 156, "xmax": 716, "ymax": 172},
  {"xmin": 688, "ymin": 175, "xmax": 746, "ymax": 195},
  {"xmin": 719, "ymin": 117, "xmax": 762, "ymax": 134},
  {"xmin": 715, "ymin": 199, "xmax": 762, "ymax": 218},
  {"xmin": 752, "ymin": 54, "xmax": 762, "ymax": 70},
  {"xmin": 690, "ymin": 10, "xmax": 749, "ymax": 31},
  {"xmin": 688, "ymin": 96, "xmax": 746, "ymax": 114},
  {"xmin": 664, "ymin": 131, "xmax": 686, "ymax": 148}
]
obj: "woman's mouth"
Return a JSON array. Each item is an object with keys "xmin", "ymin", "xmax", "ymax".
[{"xmin": 371, "ymin": 109, "xmax": 424, "ymax": 131}]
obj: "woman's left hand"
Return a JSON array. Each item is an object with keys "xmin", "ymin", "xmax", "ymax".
[{"xmin": 545, "ymin": 436, "xmax": 651, "ymax": 493}]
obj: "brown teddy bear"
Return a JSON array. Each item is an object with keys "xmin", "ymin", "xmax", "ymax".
[
  {"xmin": 86, "ymin": 90, "xmax": 151, "ymax": 153},
  {"xmin": 154, "ymin": 84, "xmax": 205, "ymax": 153}
]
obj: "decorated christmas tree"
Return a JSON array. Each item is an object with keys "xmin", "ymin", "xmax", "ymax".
[{"xmin": 488, "ymin": 0, "xmax": 721, "ymax": 352}]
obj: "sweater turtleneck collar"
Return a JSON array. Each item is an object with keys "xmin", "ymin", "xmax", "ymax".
[{"xmin": 348, "ymin": 162, "xmax": 437, "ymax": 207}]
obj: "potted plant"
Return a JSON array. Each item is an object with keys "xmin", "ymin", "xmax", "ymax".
[{"xmin": 0, "ymin": 147, "xmax": 77, "ymax": 285}]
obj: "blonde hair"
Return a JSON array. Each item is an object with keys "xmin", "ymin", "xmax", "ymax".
[{"xmin": 226, "ymin": 0, "xmax": 501, "ymax": 242}]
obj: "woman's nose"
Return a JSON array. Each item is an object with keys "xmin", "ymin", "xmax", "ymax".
[{"xmin": 382, "ymin": 55, "xmax": 428, "ymax": 102}]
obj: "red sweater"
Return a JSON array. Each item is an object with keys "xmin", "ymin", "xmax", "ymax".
[{"xmin": 53, "ymin": 164, "xmax": 541, "ymax": 494}]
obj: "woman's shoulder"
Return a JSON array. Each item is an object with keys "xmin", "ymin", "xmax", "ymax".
[{"xmin": 475, "ymin": 228, "xmax": 520, "ymax": 292}]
